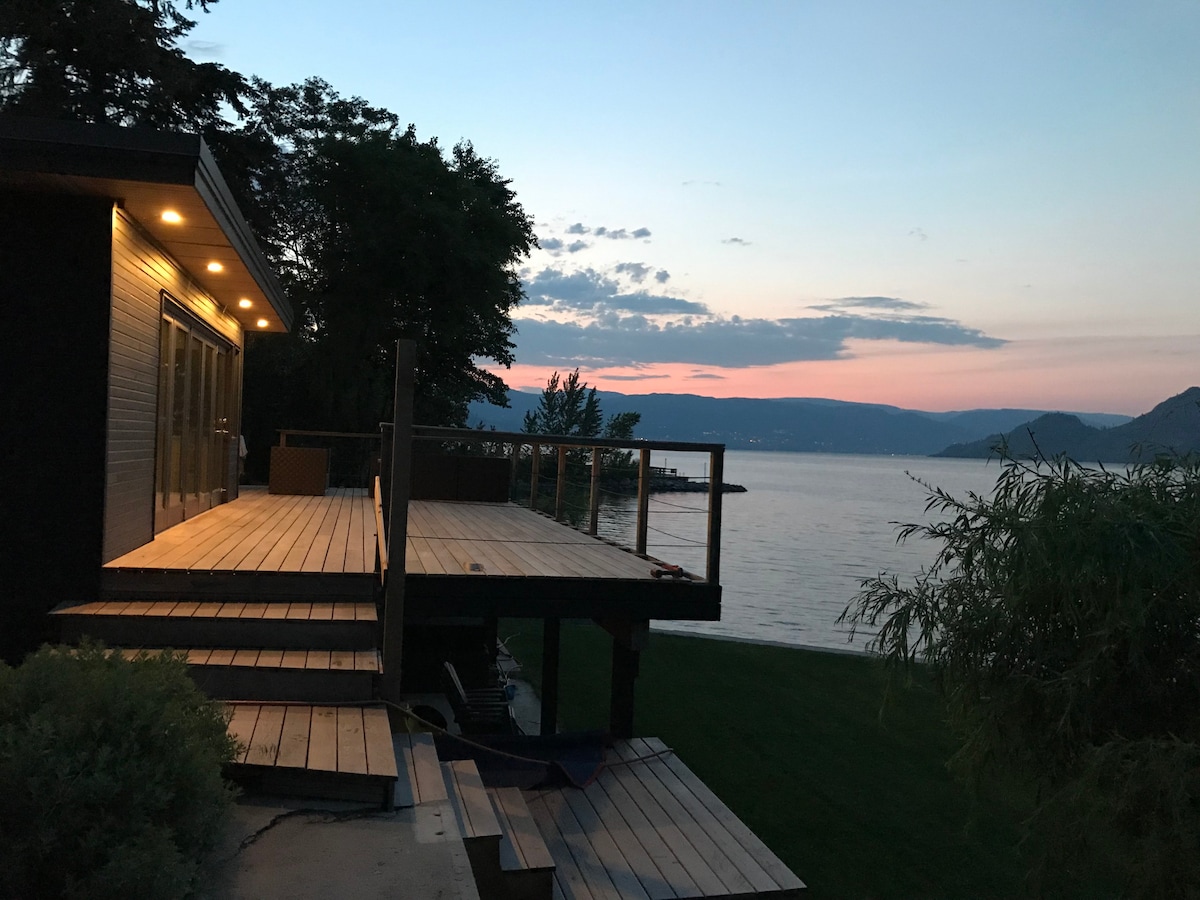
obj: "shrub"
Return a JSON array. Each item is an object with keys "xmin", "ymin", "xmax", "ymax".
[
  {"xmin": 840, "ymin": 454, "xmax": 1200, "ymax": 898},
  {"xmin": 0, "ymin": 643, "xmax": 238, "ymax": 899}
]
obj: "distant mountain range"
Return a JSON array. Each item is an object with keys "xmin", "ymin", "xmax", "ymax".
[
  {"xmin": 935, "ymin": 387, "xmax": 1200, "ymax": 462},
  {"xmin": 467, "ymin": 389, "xmax": 1136, "ymax": 456}
]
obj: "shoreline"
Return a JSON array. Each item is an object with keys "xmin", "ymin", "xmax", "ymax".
[{"xmin": 649, "ymin": 624, "xmax": 874, "ymax": 657}]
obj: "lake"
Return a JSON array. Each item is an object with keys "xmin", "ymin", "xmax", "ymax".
[{"xmin": 594, "ymin": 450, "xmax": 1001, "ymax": 651}]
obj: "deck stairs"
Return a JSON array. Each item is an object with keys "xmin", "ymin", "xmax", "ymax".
[
  {"xmin": 50, "ymin": 597, "xmax": 397, "ymax": 808},
  {"xmin": 395, "ymin": 732, "xmax": 806, "ymax": 900}
]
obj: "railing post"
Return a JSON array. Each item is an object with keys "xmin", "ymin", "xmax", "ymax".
[
  {"xmin": 381, "ymin": 339, "xmax": 415, "ymax": 705},
  {"xmin": 529, "ymin": 443, "xmax": 540, "ymax": 509},
  {"xmin": 509, "ymin": 442, "xmax": 520, "ymax": 502},
  {"xmin": 555, "ymin": 445, "xmax": 567, "ymax": 521},
  {"xmin": 589, "ymin": 447, "xmax": 601, "ymax": 535},
  {"xmin": 706, "ymin": 447, "xmax": 723, "ymax": 584},
  {"xmin": 636, "ymin": 447, "xmax": 650, "ymax": 555},
  {"xmin": 379, "ymin": 423, "xmax": 393, "ymax": 521}
]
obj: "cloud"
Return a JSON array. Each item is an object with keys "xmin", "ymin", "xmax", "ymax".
[
  {"xmin": 566, "ymin": 223, "xmax": 589, "ymax": 235},
  {"xmin": 632, "ymin": 227, "xmax": 651, "ymax": 239},
  {"xmin": 809, "ymin": 296, "xmax": 931, "ymax": 313},
  {"xmin": 567, "ymin": 240, "xmax": 590, "ymax": 253},
  {"xmin": 615, "ymin": 262, "xmax": 652, "ymax": 283},
  {"xmin": 682, "ymin": 180, "xmax": 722, "ymax": 187},
  {"xmin": 688, "ymin": 373, "xmax": 727, "ymax": 380},
  {"xmin": 909, "ymin": 227, "xmax": 929, "ymax": 241},
  {"xmin": 554, "ymin": 222, "xmax": 651, "ymax": 241},
  {"xmin": 655, "ymin": 270, "xmax": 670, "ymax": 284},
  {"xmin": 523, "ymin": 267, "xmax": 711, "ymax": 316},
  {"xmin": 604, "ymin": 373, "xmax": 672, "ymax": 381},
  {"xmin": 722, "ymin": 237, "xmax": 750, "ymax": 246},
  {"xmin": 541, "ymin": 237, "xmax": 564, "ymax": 252},
  {"xmin": 512, "ymin": 312, "xmax": 1005, "ymax": 368},
  {"xmin": 185, "ymin": 40, "xmax": 225, "ymax": 57}
]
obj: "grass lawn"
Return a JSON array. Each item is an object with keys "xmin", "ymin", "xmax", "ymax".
[{"xmin": 501, "ymin": 620, "xmax": 1066, "ymax": 900}]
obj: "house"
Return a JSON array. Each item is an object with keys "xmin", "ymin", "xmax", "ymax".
[
  {"xmin": 2, "ymin": 117, "xmax": 804, "ymax": 897},
  {"xmin": 0, "ymin": 116, "xmax": 292, "ymax": 662}
]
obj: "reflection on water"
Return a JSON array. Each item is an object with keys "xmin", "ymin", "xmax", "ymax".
[{"xmin": 595, "ymin": 451, "xmax": 999, "ymax": 650}]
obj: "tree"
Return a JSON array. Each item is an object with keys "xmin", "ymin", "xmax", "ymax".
[
  {"xmin": 0, "ymin": 0, "xmax": 246, "ymax": 130},
  {"xmin": 228, "ymin": 78, "xmax": 536, "ymax": 429},
  {"xmin": 522, "ymin": 369, "xmax": 639, "ymax": 440},
  {"xmin": 839, "ymin": 453, "xmax": 1200, "ymax": 896}
]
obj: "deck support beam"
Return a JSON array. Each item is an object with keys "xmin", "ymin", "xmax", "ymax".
[
  {"xmin": 540, "ymin": 617, "xmax": 561, "ymax": 736},
  {"xmin": 381, "ymin": 339, "xmax": 415, "ymax": 707}
]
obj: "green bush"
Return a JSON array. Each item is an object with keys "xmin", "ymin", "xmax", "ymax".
[
  {"xmin": 0, "ymin": 643, "xmax": 238, "ymax": 899},
  {"xmin": 841, "ymin": 454, "xmax": 1200, "ymax": 898}
]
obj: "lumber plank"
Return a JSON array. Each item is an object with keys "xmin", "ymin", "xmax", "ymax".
[
  {"xmin": 226, "ymin": 704, "xmax": 260, "ymax": 764},
  {"xmin": 308, "ymin": 707, "xmax": 338, "ymax": 772},
  {"xmin": 336, "ymin": 707, "xmax": 368, "ymax": 775},
  {"xmin": 245, "ymin": 704, "xmax": 286, "ymax": 768},
  {"xmin": 363, "ymin": 709, "xmax": 396, "ymax": 778},
  {"xmin": 276, "ymin": 705, "xmax": 312, "ymax": 769}
]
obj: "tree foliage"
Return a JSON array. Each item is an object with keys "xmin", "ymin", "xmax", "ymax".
[
  {"xmin": 840, "ymin": 453, "xmax": 1200, "ymax": 897},
  {"xmin": 0, "ymin": 0, "xmax": 245, "ymax": 129},
  {"xmin": 522, "ymin": 369, "xmax": 640, "ymax": 441},
  {"xmin": 225, "ymin": 79, "xmax": 535, "ymax": 428}
]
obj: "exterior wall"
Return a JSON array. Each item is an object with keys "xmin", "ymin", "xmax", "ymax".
[
  {"xmin": 0, "ymin": 191, "xmax": 113, "ymax": 662},
  {"xmin": 104, "ymin": 209, "xmax": 244, "ymax": 561}
]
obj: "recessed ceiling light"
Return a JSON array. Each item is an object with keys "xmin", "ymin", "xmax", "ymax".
[
  {"xmin": 206, "ymin": 261, "xmax": 224, "ymax": 273},
  {"xmin": 238, "ymin": 298, "xmax": 253, "ymax": 309},
  {"xmin": 161, "ymin": 210, "xmax": 183, "ymax": 224},
  {"xmin": 256, "ymin": 319, "xmax": 269, "ymax": 328}
]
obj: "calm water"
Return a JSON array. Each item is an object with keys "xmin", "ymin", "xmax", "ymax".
[{"xmin": 594, "ymin": 451, "xmax": 1000, "ymax": 651}]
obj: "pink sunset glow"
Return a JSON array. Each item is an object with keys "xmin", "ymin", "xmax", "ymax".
[{"xmin": 496, "ymin": 336, "xmax": 1199, "ymax": 416}]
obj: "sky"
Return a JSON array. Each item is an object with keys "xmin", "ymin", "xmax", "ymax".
[{"xmin": 190, "ymin": 1, "xmax": 1200, "ymax": 414}]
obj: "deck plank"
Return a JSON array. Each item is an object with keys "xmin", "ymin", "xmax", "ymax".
[
  {"xmin": 245, "ymin": 704, "xmax": 286, "ymax": 768},
  {"xmin": 227, "ymin": 704, "xmax": 261, "ymax": 764},
  {"xmin": 308, "ymin": 707, "xmax": 338, "ymax": 772},
  {"xmin": 276, "ymin": 705, "xmax": 312, "ymax": 769},
  {"xmin": 336, "ymin": 707, "xmax": 368, "ymax": 775},
  {"xmin": 363, "ymin": 709, "xmax": 396, "ymax": 778}
]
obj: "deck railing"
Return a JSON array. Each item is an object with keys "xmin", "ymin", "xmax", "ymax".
[{"xmin": 399, "ymin": 426, "xmax": 725, "ymax": 585}]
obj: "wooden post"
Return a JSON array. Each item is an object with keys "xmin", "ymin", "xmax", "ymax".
[
  {"xmin": 610, "ymin": 640, "xmax": 640, "ymax": 739},
  {"xmin": 589, "ymin": 447, "xmax": 601, "ymax": 535},
  {"xmin": 379, "ymin": 423, "xmax": 393, "ymax": 520},
  {"xmin": 381, "ymin": 339, "xmax": 415, "ymax": 706},
  {"xmin": 555, "ymin": 445, "xmax": 567, "ymax": 521},
  {"xmin": 529, "ymin": 443, "xmax": 540, "ymax": 509},
  {"xmin": 509, "ymin": 442, "xmax": 520, "ymax": 502},
  {"xmin": 540, "ymin": 617, "xmax": 561, "ymax": 736},
  {"xmin": 636, "ymin": 448, "xmax": 651, "ymax": 555},
  {"xmin": 706, "ymin": 447, "xmax": 723, "ymax": 585}
]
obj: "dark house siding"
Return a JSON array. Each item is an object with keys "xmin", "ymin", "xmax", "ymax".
[{"xmin": 0, "ymin": 192, "xmax": 112, "ymax": 663}]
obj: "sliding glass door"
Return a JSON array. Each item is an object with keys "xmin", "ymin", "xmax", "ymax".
[{"xmin": 155, "ymin": 303, "xmax": 238, "ymax": 532}]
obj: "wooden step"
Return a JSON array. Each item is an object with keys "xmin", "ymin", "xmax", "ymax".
[
  {"xmin": 110, "ymin": 647, "xmax": 380, "ymax": 702},
  {"xmin": 52, "ymin": 601, "xmax": 378, "ymax": 650},
  {"xmin": 491, "ymin": 787, "xmax": 556, "ymax": 900},
  {"xmin": 224, "ymin": 703, "xmax": 397, "ymax": 809},
  {"xmin": 396, "ymin": 732, "xmax": 448, "ymax": 808},
  {"xmin": 525, "ymin": 738, "xmax": 805, "ymax": 899},
  {"xmin": 101, "ymin": 568, "xmax": 377, "ymax": 603},
  {"xmin": 444, "ymin": 760, "xmax": 504, "ymax": 894}
]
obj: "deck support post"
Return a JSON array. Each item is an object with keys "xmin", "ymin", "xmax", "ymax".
[
  {"xmin": 540, "ymin": 617, "xmax": 561, "ymax": 736},
  {"xmin": 381, "ymin": 339, "xmax": 415, "ymax": 708},
  {"xmin": 610, "ymin": 640, "xmax": 641, "ymax": 739},
  {"xmin": 597, "ymin": 618, "xmax": 647, "ymax": 739}
]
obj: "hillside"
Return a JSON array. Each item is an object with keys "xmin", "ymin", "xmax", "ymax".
[
  {"xmin": 468, "ymin": 390, "xmax": 1132, "ymax": 455},
  {"xmin": 935, "ymin": 387, "xmax": 1200, "ymax": 462}
]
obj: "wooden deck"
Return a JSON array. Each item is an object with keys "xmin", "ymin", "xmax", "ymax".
[
  {"xmin": 105, "ymin": 486, "xmax": 377, "ymax": 574},
  {"xmin": 102, "ymin": 489, "xmax": 719, "ymax": 620}
]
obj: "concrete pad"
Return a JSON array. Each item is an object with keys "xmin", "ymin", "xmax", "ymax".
[{"xmin": 199, "ymin": 797, "xmax": 480, "ymax": 899}]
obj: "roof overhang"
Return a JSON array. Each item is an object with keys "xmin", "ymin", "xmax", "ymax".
[{"xmin": 0, "ymin": 117, "xmax": 293, "ymax": 333}]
